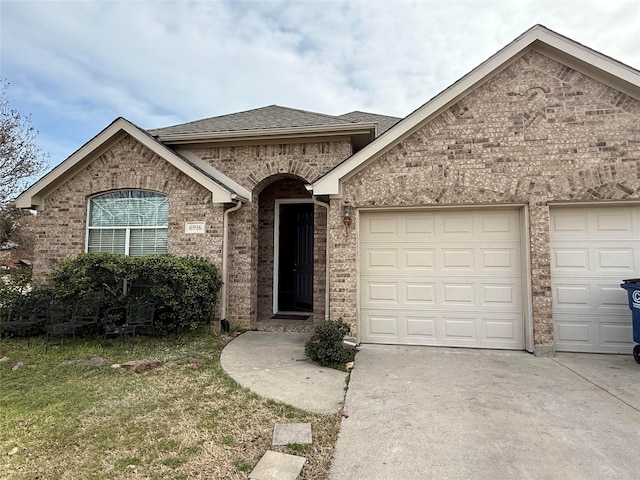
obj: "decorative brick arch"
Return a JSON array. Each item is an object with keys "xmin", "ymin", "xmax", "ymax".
[{"xmin": 245, "ymin": 159, "xmax": 321, "ymax": 191}]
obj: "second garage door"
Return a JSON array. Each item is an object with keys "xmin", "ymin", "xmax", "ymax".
[
  {"xmin": 359, "ymin": 208, "xmax": 524, "ymax": 349},
  {"xmin": 550, "ymin": 205, "xmax": 640, "ymax": 353}
]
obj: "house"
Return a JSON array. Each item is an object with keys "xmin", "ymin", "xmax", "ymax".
[{"xmin": 15, "ymin": 25, "xmax": 640, "ymax": 356}]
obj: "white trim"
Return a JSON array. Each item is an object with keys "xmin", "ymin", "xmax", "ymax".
[
  {"xmin": 175, "ymin": 149, "xmax": 252, "ymax": 202},
  {"xmin": 156, "ymin": 122, "xmax": 377, "ymax": 144},
  {"xmin": 272, "ymin": 199, "xmax": 315, "ymax": 315},
  {"xmin": 521, "ymin": 205, "xmax": 534, "ymax": 353},
  {"xmin": 15, "ymin": 117, "xmax": 239, "ymax": 209},
  {"xmin": 312, "ymin": 25, "xmax": 640, "ymax": 196}
]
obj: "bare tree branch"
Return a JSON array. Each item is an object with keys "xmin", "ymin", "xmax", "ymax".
[{"xmin": 0, "ymin": 79, "xmax": 48, "ymax": 204}]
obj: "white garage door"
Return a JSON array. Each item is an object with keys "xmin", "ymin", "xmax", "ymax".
[
  {"xmin": 550, "ymin": 205, "xmax": 640, "ymax": 353},
  {"xmin": 359, "ymin": 209, "xmax": 524, "ymax": 349}
]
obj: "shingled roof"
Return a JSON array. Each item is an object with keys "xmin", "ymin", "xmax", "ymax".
[
  {"xmin": 149, "ymin": 105, "xmax": 400, "ymax": 138},
  {"xmin": 338, "ymin": 111, "xmax": 401, "ymax": 135}
]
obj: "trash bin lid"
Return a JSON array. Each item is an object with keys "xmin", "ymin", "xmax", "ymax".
[{"xmin": 622, "ymin": 278, "xmax": 640, "ymax": 284}]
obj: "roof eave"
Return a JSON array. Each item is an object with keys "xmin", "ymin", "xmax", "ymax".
[
  {"xmin": 154, "ymin": 122, "xmax": 377, "ymax": 144},
  {"xmin": 14, "ymin": 117, "xmax": 239, "ymax": 209}
]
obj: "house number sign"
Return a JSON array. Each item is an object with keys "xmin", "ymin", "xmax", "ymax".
[{"xmin": 185, "ymin": 221, "xmax": 206, "ymax": 234}]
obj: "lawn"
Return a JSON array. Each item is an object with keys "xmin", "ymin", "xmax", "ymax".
[{"xmin": 0, "ymin": 330, "xmax": 341, "ymax": 479}]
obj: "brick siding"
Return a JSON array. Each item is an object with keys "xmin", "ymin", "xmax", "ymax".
[
  {"xmin": 331, "ymin": 51, "xmax": 640, "ymax": 354},
  {"xmin": 33, "ymin": 135, "xmax": 224, "ymax": 279}
]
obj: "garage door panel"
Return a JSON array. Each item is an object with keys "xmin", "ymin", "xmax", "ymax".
[
  {"xmin": 595, "ymin": 210, "xmax": 635, "ymax": 234},
  {"xmin": 367, "ymin": 282, "xmax": 398, "ymax": 302},
  {"xmin": 360, "ymin": 208, "xmax": 524, "ymax": 349},
  {"xmin": 551, "ymin": 205, "xmax": 640, "ymax": 353},
  {"xmin": 405, "ymin": 215, "xmax": 435, "ymax": 236},
  {"xmin": 365, "ymin": 248, "xmax": 398, "ymax": 270},
  {"xmin": 481, "ymin": 283, "xmax": 517, "ymax": 307},
  {"xmin": 596, "ymin": 248, "xmax": 635, "ymax": 270},
  {"xmin": 365, "ymin": 313, "xmax": 399, "ymax": 339},
  {"xmin": 442, "ymin": 215, "xmax": 474, "ymax": 236},
  {"xmin": 405, "ymin": 315, "xmax": 437, "ymax": 339},
  {"xmin": 554, "ymin": 317, "xmax": 592, "ymax": 344},
  {"xmin": 551, "ymin": 211, "xmax": 588, "ymax": 236},
  {"xmin": 483, "ymin": 317, "xmax": 519, "ymax": 342},
  {"xmin": 598, "ymin": 284, "xmax": 629, "ymax": 309},
  {"xmin": 553, "ymin": 283, "xmax": 591, "ymax": 308},
  {"xmin": 552, "ymin": 248, "xmax": 590, "ymax": 270},
  {"xmin": 442, "ymin": 315, "xmax": 477, "ymax": 340},
  {"xmin": 600, "ymin": 322, "xmax": 634, "ymax": 346},
  {"xmin": 405, "ymin": 249, "xmax": 436, "ymax": 269},
  {"xmin": 442, "ymin": 283, "xmax": 475, "ymax": 305},
  {"xmin": 481, "ymin": 214, "xmax": 513, "ymax": 234},
  {"xmin": 442, "ymin": 249, "xmax": 475, "ymax": 269},
  {"xmin": 405, "ymin": 283, "xmax": 436, "ymax": 304},
  {"xmin": 482, "ymin": 249, "xmax": 516, "ymax": 269}
]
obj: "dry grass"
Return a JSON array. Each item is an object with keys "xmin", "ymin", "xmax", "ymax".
[{"xmin": 0, "ymin": 330, "xmax": 342, "ymax": 479}]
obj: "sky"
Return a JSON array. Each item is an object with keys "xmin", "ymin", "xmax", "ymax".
[{"xmin": 1, "ymin": 0, "xmax": 639, "ymax": 179}]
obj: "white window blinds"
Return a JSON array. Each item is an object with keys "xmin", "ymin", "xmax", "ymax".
[{"xmin": 88, "ymin": 190, "xmax": 168, "ymax": 256}]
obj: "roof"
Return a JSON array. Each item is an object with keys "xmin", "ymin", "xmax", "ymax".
[
  {"xmin": 14, "ymin": 105, "xmax": 397, "ymax": 209},
  {"xmin": 149, "ymin": 105, "xmax": 397, "ymax": 143},
  {"xmin": 312, "ymin": 24, "xmax": 640, "ymax": 196},
  {"xmin": 338, "ymin": 111, "xmax": 401, "ymax": 135},
  {"xmin": 14, "ymin": 118, "xmax": 246, "ymax": 209},
  {"xmin": 150, "ymin": 105, "xmax": 354, "ymax": 136}
]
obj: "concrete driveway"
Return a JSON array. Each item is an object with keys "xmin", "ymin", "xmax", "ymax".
[{"xmin": 330, "ymin": 346, "xmax": 640, "ymax": 480}]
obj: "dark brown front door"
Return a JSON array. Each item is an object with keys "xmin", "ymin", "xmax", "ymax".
[{"xmin": 278, "ymin": 203, "xmax": 314, "ymax": 311}]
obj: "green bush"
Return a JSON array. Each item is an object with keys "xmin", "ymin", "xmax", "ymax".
[
  {"xmin": 45, "ymin": 253, "xmax": 222, "ymax": 333},
  {"xmin": 304, "ymin": 318, "xmax": 355, "ymax": 368},
  {"xmin": 0, "ymin": 267, "xmax": 36, "ymax": 323}
]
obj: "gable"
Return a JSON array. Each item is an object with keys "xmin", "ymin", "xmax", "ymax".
[
  {"xmin": 15, "ymin": 118, "xmax": 241, "ymax": 209},
  {"xmin": 340, "ymin": 51, "xmax": 640, "ymax": 208},
  {"xmin": 312, "ymin": 25, "xmax": 640, "ymax": 196}
]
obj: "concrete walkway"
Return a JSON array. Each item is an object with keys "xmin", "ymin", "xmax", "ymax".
[
  {"xmin": 220, "ymin": 331, "xmax": 348, "ymax": 414},
  {"xmin": 330, "ymin": 345, "xmax": 640, "ymax": 480}
]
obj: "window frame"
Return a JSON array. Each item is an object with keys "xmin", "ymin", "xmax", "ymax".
[{"xmin": 85, "ymin": 190, "xmax": 169, "ymax": 256}]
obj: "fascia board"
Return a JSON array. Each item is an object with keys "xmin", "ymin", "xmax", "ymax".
[
  {"xmin": 175, "ymin": 149, "xmax": 252, "ymax": 202},
  {"xmin": 120, "ymin": 122, "xmax": 236, "ymax": 203},
  {"xmin": 15, "ymin": 117, "xmax": 236, "ymax": 208},
  {"xmin": 312, "ymin": 25, "xmax": 640, "ymax": 196},
  {"xmin": 156, "ymin": 122, "xmax": 377, "ymax": 144},
  {"xmin": 15, "ymin": 119, "xmax": 129, "ymax": 208}
]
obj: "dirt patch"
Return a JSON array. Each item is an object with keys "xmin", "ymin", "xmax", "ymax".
[
  {"xmin": 120, "ymin": 360, "xmax": 164, "ymax": 373},
  {"xmin": 176, "ymin": 357, "xmax": 204, "ymax": 367}
]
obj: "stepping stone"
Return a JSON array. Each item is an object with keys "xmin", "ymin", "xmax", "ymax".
[
  {"xmin": 272, "ymin": 422, "xmax": 312, "ymax": 445},
  {"xmin": 249, "ymin": 450, "xmax": 306, "ymax": 480}
]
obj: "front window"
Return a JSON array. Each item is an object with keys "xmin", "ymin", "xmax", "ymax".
[{"xmin": 87, "ymin": 190, "xmax": 168, "ymax": 256}]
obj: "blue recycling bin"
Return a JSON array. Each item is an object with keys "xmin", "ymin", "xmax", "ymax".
[{"xmin": 620, "ymin": 279, "xmax": 640, "ymax": 364}]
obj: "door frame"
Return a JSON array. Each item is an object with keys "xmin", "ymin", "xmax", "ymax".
[{"xmin": 273, "ymin": 199, "xmax": 314, "ymax": 314}]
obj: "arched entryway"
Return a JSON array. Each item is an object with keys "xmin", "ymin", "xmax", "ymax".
[{"xmin": 255, "ymin": 175, "xmax": 326, "ymax": 329}]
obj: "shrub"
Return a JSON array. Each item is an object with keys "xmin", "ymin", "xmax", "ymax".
[
  {"xmin": 45, "ymin": 253, "xmax": 222, "ymax": 333},
  {"xmin": 0, "ymin": 267, "xmax": 32, "ymax": 317},
  {"xmin": 305, "ymin": 318, "xmax": 355, "ymax": 368}
]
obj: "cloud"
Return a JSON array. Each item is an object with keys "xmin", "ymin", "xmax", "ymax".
[{"xmin": 1, "ymin": 0, "xmax": 639, "ymax": 171}]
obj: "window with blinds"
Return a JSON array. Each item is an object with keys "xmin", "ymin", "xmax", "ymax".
[{"xmin": 87, "ymin": 190, "xmax": 168, "ymax": 256}]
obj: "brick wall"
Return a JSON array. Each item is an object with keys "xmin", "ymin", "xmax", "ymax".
[
  {"xmin": 332, "ymin": 51, "xmax": 640, "ymax": 354},
  {"xmin": 192, "ymin": 140, "xmax": 352, "ymax": 327},
  {"xmin": 34, "ymin": 135, "xmax": 225, "ymax": 278}
]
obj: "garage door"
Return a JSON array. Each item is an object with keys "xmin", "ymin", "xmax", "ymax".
[
  {"xmin": 359, "ymin": 209, "xmax": 524, "ymax": 349},
  {"xmin": 550, "ymin": 205, "xmax": 640, "ymax": 353}
]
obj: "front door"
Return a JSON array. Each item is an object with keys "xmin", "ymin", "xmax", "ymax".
[{"xmin": 277, "ymin": 202, "xmax": 314, "ymax": 312}]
